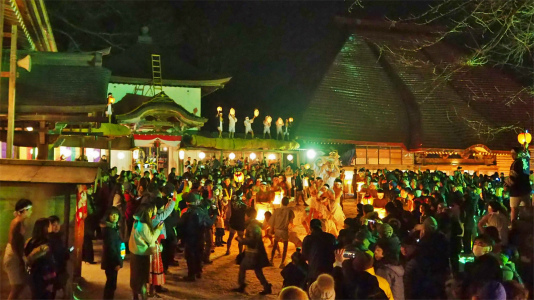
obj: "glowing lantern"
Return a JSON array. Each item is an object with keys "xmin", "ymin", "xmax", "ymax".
[
  {"xmin": 517, "ymin": 132, "xmax": 532, "ymax": 145},
  {"xmin": 268, "ymin": 154, "xmax": 276, "ymax": 160},
  {"xmin": 254, "ymin": 109, "xmax": 259, "ymax": 117},
  {"xmin": 133, "ymin": 149, "xmax": 139, "ymax": 160},
  {"xmin": 234, "ymin": 171, "xmax": 244, "ymax": 183},
  {"xmin": 287, "ymin": 154, "xmax": 293, "ymax": 161},
  {"xmin": 305, "ymin": 164, "xmax": 310, "ymax": 169},
  {"xmin": 229, "ymin": 152, "xmax": 236, "ymax": 160},
  {"xmin": 307, "ymin": 149, "xmax": 316, "ymax": 159},
  {"xmin": 250, "ymin": 153, "xmax": 256, "ymax": 160},
  {"xmin": 118, "ymin": 152, "xmax": 125, "ymax": 160},
  {"xmin": 288, "ymin": 117, "xmax": 294, "ymax": 123},
  {"xmin": 163, "ymin": 147, "xmax": 168, "ymax": 152},
  {"xmin": 107, "ymin": 93, "xmax": 115, "ymax": 104},
  {"xmin": 217, "ymin": 106, "xmax": 222, "ymax": 112},
  {"xmin": 179, "ymin": 150, "xmax": 185, "ymax": 160},
  {"xmin": 267, "ymin": 116, "xmax": 272, "ymax": 123},
  {"xmin": 230, "ymin": 108, "xmax": 235, "ymax": 115},
  {"xmin": 199, "ymin": 152, "xmax": 206, "ymax": 159},
  {"xmin": 26, "ymin": 127, "xmax": 33, "ymax": 131}
]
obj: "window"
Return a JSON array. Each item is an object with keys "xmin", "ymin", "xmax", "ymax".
[
  {"xmin": 355, "ymin": 147, "xmax": 367, "ymax": 165},
  {"xmin": 379, "ymin": 148, "xmax": 390, "ymax": 165},
  {"xmin": 368, "ymin": 148, "xmax": 379, "ymax": 165}
]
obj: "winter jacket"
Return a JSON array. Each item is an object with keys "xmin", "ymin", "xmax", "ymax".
[
  {"xmin": 128, "ymin": 216, "xmax": 161, "ymax": 256},
  {"xmin": 151, "ymin": 198, "xmax": 176, "ymax": 239},
  {"xmin": 376, "ymin": 264, "xmax": 405, "ymax": 300},
  {"xmin": 240, "ymin": 219, "xmax": 270, "ymax": 270},
  {"xmin": 101, "ymin": 222, "xmax": 123, "ymax": 270},
  {"xmin": 508, "ymin": 155, "xmax": 531, "ymax": 197}
]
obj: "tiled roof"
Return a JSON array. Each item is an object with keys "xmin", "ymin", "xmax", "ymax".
[
  {"xmin": 295, "ymin": 35, "xmax": 410, "ymax": 146},
  {"xmin": 296, "ymin": 26, "xmax": 533, "ymax": 151},
  {"xmin": 0, "ymin": 64, "xmax": 111, "ymax": 112}
]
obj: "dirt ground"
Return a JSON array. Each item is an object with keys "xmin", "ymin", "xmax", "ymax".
[{"xmin": 77, "ymin": 198, "xmax": 360, "ymax": 300}]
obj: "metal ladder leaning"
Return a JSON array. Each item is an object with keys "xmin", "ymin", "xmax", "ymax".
[{"xmin": 151, "ymin": 54, "xmax": 163, "ymax": 95}]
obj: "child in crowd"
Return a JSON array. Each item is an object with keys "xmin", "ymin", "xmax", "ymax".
[
  {"xmin": 281, "ymin": 248, "xmax": 308, "ymax": 289},
  {"xmin": 101, "ymin": 207, "xmax": 123, "ymax": 300},
  {"xmin": 308, "ymin": 273, "xmax": 336, "ymax": 300},
  {"xmin": 215, "ymin": 214, "xmax": 225, "ymax": 247}
]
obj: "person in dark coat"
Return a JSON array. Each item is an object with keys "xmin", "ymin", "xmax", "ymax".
[
  {"xmin": 302, "ymin": 219, "xmax": 337, "ymax": 284},
  {"xmin": 178, "ymin": 192, "xmax": 215, "ymax": 281},
  {"xmin": 233, "ymin": 208, "xmax": 272, "ymax": 295},
  {"xmin": 48, "ymin": 216, "xmax": 70, "ymax": 297},
  {"xmin": 100, "ymin": 207, "xmax": 124, "ymax": 300}
]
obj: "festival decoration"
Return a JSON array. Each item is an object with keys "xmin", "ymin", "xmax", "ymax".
[
  {"xmin": 250, "ymin": 152, "xmax": 256, "ymax": 160},
  {"xmin": 179, "ymin": 150, "xmax": 185, "ymax": 160},
  {"xmin": 229, "ymin": 152, "xmax": 236, "ymax": 160},
  {"xmin": 254, "ymin": 109, "xmax": 260, "ymax": 117},
  {"xmin": 199, "ymin": 152, "xmax": 206, "ymax": 159},
  {"xmin": 217, "ymin": 106, "xmax": 222, "ymax": 112},
  {"xmin": 230, "ymin": 108, "xmax": 235, "ymax": 115},
  {"xmin": 517, "ymin": 131, "xmax": 531, "ymax": 145},
  {"xmin": 287, "ymin": 154, "xmax": 294, "ymax": 161}
]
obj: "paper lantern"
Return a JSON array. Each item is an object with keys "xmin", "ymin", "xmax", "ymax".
[
  {"xmin": 254, "ymin": 109, "xmax": 259, "ymax": 117},
  {"xmin": 288, "ymin": 117, "xmax": 294, "ymax": 123},
  {"xmin": 287, "ymin": 154, "xmax": 293, "ymax": 161},
  {"xmin": 517, "ymin": 132, "xmax": 532, "ymax": 144},
  {"xmin": 250, "ymin": 153, "xmax": 256, "ymax": 160},
  {"xmin": 268, "ymin": 154, "xmax": 276, "ymax": 160},
  {"xmin": 107, "ymin": 93, "xmax": 115, "ymax": 104},
  {"xmin": 307, "ymin": 149, "xmax": 316, "ymax": 159},
  {"xmin": 267, "ymin": 116, "xmax": 272, "ymax": 123},
  {"xmin": 230, "ymin": 108, "xmax": 235, "ymax": 115},
  {"xmin": 217, "ymin": 106, "xmax": 222, "ymax": 112},
  {"xmin": 179, "ymin": 150, "xmax": 185, "ymax": 160},
  {"xmin": 234, "ymin": 172, "xmax": 244, "ymax": 183},
  {"xmin": 199, "ymin": 152, "xmax": 206, "ymax": 159},
  {"xmin": 118, "ymin": 152, "xmax": 125, "ymax": 160},
  {"xmin": 229, "ymin": 152, "xmax": 236, "ymax": 160},
  {"xmin": 305, "ymin": 163, "xmax": 310, "ymax": 169}
]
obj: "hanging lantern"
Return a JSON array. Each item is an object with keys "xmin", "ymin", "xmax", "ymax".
[
  {"xmin": 217, "ymin": 106, "xmax": 222, "ymax": 112},
  {"xmin": 229, "ymin": 152, "xmax": 236, "ymax": 160},
  {"xmin": 289, "ymin": 117, "xmax": 294, "ymax": 123},
  {"xmin": 230, "ymin": 108, "xmax": 235, "ymax": 115},
  {"xmin": 287, "ymin": 154, "xmax": 294, "ymax": 161},
  {"xmin": 153, "ymin": 139, "xmax": 161, "ymax": 148},
  {"xmin": 517, "ymin": 132, "xmax": 532, "ymax": 145},
  {"xmin": 199, "ymin": 152, "xmax": 206, "ymax": 160},
  {"xmin": 179, "ymin": 150, "xmax": 185, "ymax": 160},
  {"xmin": 267, "ymin": 116, "xmax": 272, "ymax": 123},
  {"xmin": 254, "ymin": 109, "xmax": 259, "ymax": 117},
  {"xmin": 268, "ymin": 154, "xmax": 276, "ymax": 160},
  {"xmin": 250, "ymin": 152, "xmax": 256, "ymax": 160},
  {"xmin": 234, "ymin": 171, "xmax": 244, "ymax": 183}
]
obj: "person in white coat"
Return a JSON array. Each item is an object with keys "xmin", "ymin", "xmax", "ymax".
[
  {"xmin": 228, "ymin": 113, "xmax": 237, "ymax": 139},
  {"xmin": 244, "ymin": 117, "xmax": 254, "ymax": 139},
  {"xmin": 216, "ymin": 112, "xmax": 223, "ymax": 138},
  {"xmin": 276, "ymin": 118, "xmax": 284, "ymax": 140},
  {"xmin": 263, "ymin": 117, "xmax": 271, "ymax": 139}
]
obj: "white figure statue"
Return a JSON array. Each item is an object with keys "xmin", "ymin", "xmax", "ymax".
[
  {"xmin": 228, "ymin": 111, "xmax": 237, "ymax": 139},
  {"xmin": 216, "ymin": 112, "xmax": 223, "ymax": 138},
  {"xmin": 263, "ymin": 116, "xmax": 272, "ymax": 139},
  {"xmin": 244, "ymin": 117, "xmax": 254, "ymax": 139},
  {"xmin": 276, "ymin": 117, "xmax": 284, "ymax": 140}
]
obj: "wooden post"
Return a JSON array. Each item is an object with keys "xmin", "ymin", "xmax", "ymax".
[
  {"xmin": 6, "ymin": 25, "xmax": 17, "ymax": 159},
  {"xmin": 73, "ymin": 188, "xmax": 84, "ymax": 279}
]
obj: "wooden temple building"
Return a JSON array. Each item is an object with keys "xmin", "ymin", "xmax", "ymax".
[{"xmin": 294, "ymin": 17, "xmax": 534, "ymax": 177}]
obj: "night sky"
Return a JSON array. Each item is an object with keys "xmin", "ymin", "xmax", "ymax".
[{"xmin": 46, "ymin": 1, "xmax": 441, "ymax": 133}]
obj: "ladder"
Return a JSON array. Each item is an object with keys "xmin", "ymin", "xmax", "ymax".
[{"xmin": 151, "ymin": 54, "xmax": 163, "ymax": 95}]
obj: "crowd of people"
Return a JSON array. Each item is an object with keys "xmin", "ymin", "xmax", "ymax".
[{"xmin": 3, "ymin": 146, "xmax": 534, "ymax": 300}]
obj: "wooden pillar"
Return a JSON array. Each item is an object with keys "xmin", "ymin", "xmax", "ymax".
[
  {"xmin": 37, "ymin": 121, "xmax": 48, "ymax": 160},
  {"xmin": 6, "ymin": 25, "xmax": 17, "ymax": 159},
  {"xmin": 72, "ymin": 187, "xmax": 83, "ymax": 278},
  {"xmin": 107, "ymin": 139, "xmax": 112, "ymax": 169},
  {"xmin": 0, "ymin": 0, "xmax": 4, "ymax": 107}
]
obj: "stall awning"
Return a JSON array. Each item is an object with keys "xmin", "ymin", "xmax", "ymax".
[{"xmin": 133, "ymin": 134, "xmax": 181, "ymax": 147}]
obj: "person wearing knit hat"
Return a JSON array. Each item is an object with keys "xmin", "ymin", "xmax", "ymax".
[
  {"xmin": 378, "ymin": 223, "xmax": 394, "ymax": 239},
  {"xmin": 308, "ymin": 274, "xmax": 335, "ymax": 300}
]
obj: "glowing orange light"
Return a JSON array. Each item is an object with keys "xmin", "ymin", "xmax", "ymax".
[
  {"xmin": 217, "ymin": 106, "xmax": 222, "ymax": 112},
  {"xmin": 254, "ymin": 109, "xmax": 259, "ymax": 117},
  {"xmin": 518, "ymin": 132, "xmax": 532, "ymax": 144}
]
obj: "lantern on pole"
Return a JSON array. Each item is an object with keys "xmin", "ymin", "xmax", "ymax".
[
  {"xmin": 106, "ymin": 93, "xmax": 115, "ymax": 123},
  {"xmin": 230, "ymin": 108, "xmax": 235, "ymax": 115},
  {"xmin": 517, "ymin": 131, "xmax": 532, "ymax": 145},
  {"xmin": 254, "ymin": 109, "xmax": 259, "ymax": 118},
  {"xmin": 217, "ymin": 106, "xmax": 222, "ymax": 113},
  {"xmin": 288, "ymin": 117, "xmax": 294, "ymax": 123}
]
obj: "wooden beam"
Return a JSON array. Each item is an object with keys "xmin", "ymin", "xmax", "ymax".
[{"xmin": 7, "ymin": 25, "xmax": 17, "ymax": 159}]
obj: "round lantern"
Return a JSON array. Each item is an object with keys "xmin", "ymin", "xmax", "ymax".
[
  {"xmin": 287, "ymin": 154, "xmax": 294, "ymax": 161},
  {"xmin": 230, "ymin": 108, "xmax": 235, "ymax": 115},
  {"xmin": 199, "ymin": 152, "xmax": 206, "ymax": 159},
  {"xmin": 268, "ymin": 154, "xmax": 276, "ymax": 160},
  {"xmin": 179, "ymin": 150, "xmax": 185, "ymax": 160},
  {"xmin": 250, "ymin": 152, "xmax": 256, "ymax": 160},
  {"xmin": 288, "ymin": 117, "xmax": 294, "ymax": 123},
  {"xmin": 217, "ymin": 106, "xmax": 222, "ymax": 112},
  {"xmin": 229, "ymin": 152, "xmax": 236, "ymax": 160},
  {"xmin": 307, "ymin": 149, "xmax": 316, "ymax": 159},
  {"xmin": 517, "ymin": 132, "xmax": 532, "ymax": 145},
  {"xmin": 254, "ymin": 109, "xmax": 259, "ymax": 117},
  {"xmin": 305, "ymin": 163, "xmax": 310, "ymax": 169}
]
